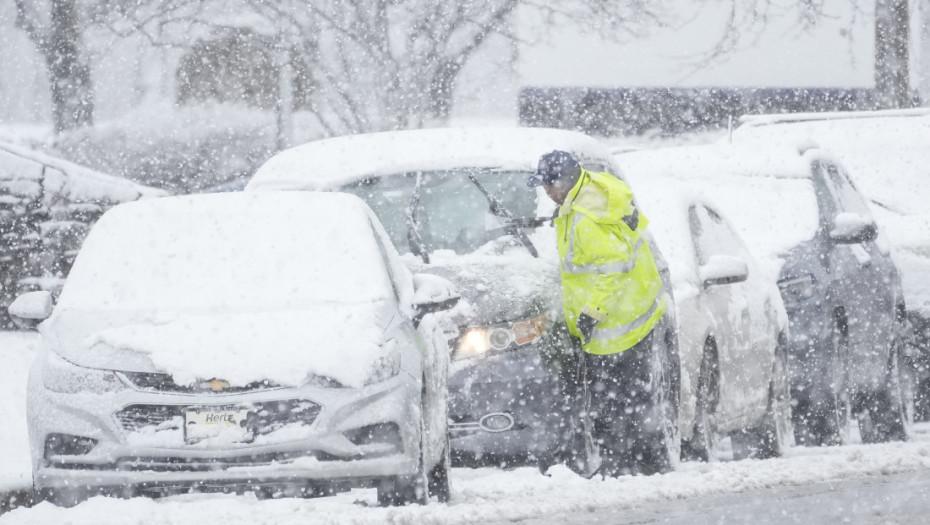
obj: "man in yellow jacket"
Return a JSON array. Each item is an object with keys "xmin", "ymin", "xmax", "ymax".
[{"xmin": 528, "ymin": 150, "xmax": 677, "ymax": 476}]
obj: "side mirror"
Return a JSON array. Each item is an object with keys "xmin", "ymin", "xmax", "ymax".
[
  {"xmin": 699, "ymin": 255, "xmax": 749, "ymax": 288},
  {"xmin": 830, "ymin": 213, "xmax": 878, "ymax": 244},
  {"xmin": 8, "ymin": 290, "xmax": 54, "ymax": 330},
  {"xmin": 411, "ymin": 273, "xmax": 460, "ymax": 327}
]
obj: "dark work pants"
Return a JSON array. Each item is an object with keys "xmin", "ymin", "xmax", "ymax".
[{"xmin": 583, "ymin": 315, "xmax": 671, "ymax": 475}]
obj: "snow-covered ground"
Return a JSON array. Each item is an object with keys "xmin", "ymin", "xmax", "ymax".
[{"xmin": 4, "ymin": 331, "xmax": 930, "ymax": 524}]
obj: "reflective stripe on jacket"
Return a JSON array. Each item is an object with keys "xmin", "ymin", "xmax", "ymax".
[{"xmin": 555, "ymin": 170, "xmax": 666, "ymax": 355}]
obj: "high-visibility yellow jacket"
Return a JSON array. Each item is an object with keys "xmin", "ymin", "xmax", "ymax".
[{"xmin": 555, "ymin": 170, "xmax": 666, "ymax": 355}]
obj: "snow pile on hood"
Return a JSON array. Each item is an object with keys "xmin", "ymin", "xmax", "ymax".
[
  {"xmin": 55, "ymin": 192, "xmax": 396, "ymax": 313},
  {"xmin": 618, "ymin": 144, "xmax": 820, "ymax": 280},
  {"xmin": 246, "ymin": 127, "xmax": 614, "ymax": 192},
  {"xmin": 41, "ymin": 192, "xmax": 407, "ymax": 387},
  {"xmin": 82, "ymin": 306, "xmax": 386, "ymax": 388}
]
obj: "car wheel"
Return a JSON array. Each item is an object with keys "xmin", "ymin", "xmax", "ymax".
[
  {"xmin": 378, "ymin": 378, "xmax": 449, "ymax": 506},
  {"xmin": 681, "ymin": 340, "xmax": 719, "ymax": 462},
  {"xmin": 732, "ymin": 340, "xmax": 793, "ymax": 459},
  {"xmin": 634, "ymin": 327, "xmax": 680, "ymax": 476},
  {"xmin": 858, "ymin": 339, "xmax": 909, "ymax": 444},
  {"xmin": 39, "ymin": 486, "xmax": 88, "ymax": 508}
]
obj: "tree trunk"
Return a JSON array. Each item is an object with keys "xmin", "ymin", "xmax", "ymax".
[
  {"xmin": 429, "ymin": 59, "xmax": 462, "ymax": 120},
  {"xmin": 46, "ymin": 0, "xmax": 94, "ymax": 133},
  {"xmin": 919, "ymin": 0, "xmax": 930, "ymax": 103},
  {"xmin": 874, "ymin": 0, "xmax": 911, "ymax": 109}
]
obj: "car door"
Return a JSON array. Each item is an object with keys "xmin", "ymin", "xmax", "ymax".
[
  {"xmin": 815, "ymin": 160, "xmax": 898, "ymax": 358},
  {"xmin": 690, "ymin": 203, "xmax": 772, "ymax": 425}
]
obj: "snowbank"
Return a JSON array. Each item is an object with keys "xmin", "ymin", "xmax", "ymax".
[{"xmin": 4, "ymin": 434, "xmax": 930, "ymax": 524}]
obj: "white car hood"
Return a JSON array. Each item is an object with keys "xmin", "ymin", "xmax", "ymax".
[{"xmin": 42, "ymin": 302, "xmax": 395, "ymax": 389}]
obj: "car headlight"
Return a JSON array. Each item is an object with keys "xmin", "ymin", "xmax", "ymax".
[
  {"xmin": 777, "ymin": 274, "xmax": 814, "ymax": 307},
  {"xmin": 42, "ymin": 352, "xmax": 125, "ymax": 394},
  {"xmin": 365, "ymin": 345, "xmax": 402, "ymax": 386},
  {"xmin": 455, "ymin": 315, "xmax": 547, "ymax": 360}
]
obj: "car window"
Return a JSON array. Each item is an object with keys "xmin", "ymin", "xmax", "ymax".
[
  {"xmin": 821, "ymin": 162, "xmax": 872, "ymax": 218},
  {"xmin": 343, "ymin": 169, "xmax": 538, "ymax": 255},
  {"xmin": 689, "ymin": 204, "xmax": 751, "ymax": 267}
]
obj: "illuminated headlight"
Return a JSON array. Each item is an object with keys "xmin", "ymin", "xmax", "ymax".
[
  {"xmin": 455, "ymin": 315, "xmax": 547, "ymax": 360},
  {"xmin": 777, "ymin": 274, "xmax": 814, "ymax": 306},
  {"xmin": 42, "ymin": 352, "xmax": 125, "ymax": 394},
  {"xmin": 365, "ymin": 347, "xmax": 402, "ymax": 385}
]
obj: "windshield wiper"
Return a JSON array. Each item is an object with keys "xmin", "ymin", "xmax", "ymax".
[
  {"xmin": 467, "ymin": 174, "xmax": 538, "ymax": 258},
  {"xmin": 406, "ymin": 173, "xmax": 430, "ymax": 263}
]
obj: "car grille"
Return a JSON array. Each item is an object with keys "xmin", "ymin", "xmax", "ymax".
[
  {"xmin": 115, "ymin": 400, "xmax": 322, "ymax": 437},
  {"xmin": 120, "ymin": 372, "xmax": 281, "ymax": 394}
]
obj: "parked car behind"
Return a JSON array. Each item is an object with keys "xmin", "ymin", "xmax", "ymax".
[
  {"xmin": 618, "ymin": 141, "xmax": 908, "ymax": 447},
  {"xmin": 246, "ymin": 127, "xmax": 681, "ymax": 475},
  {"xmin": 620, "ymin": 171, "xmax": 793, "ymax": 461},
  {"xmin": 10, "ymin": 191, "xmax": 457, "ymax": 506},
  {"xmin": 0, "ymin": 141, "xmax": 166, "ymax": 328},
  {"xmin": 732, "ymin": 109, "xmax": 930, "ymax": 418}
]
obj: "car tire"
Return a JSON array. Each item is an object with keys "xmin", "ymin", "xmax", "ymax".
[
  {"xmin": 378, "ymin": 379, "xmax": 450, "ymax": 506},
  {"xmin": 427, "ymin": 435, "xmax": 451, "ymax": 503},
  {"xmin": 857, "ymin": 339, "xmax": 910, "ymax": 444},
  {"xmin": 680, "ymin": 340, "xmax": 719, "ymax": 463},
  {"xmin": 732, "ymin": 340, "xmax": 793, "ymax": 459},
  {"xmin": 39, "ymin": 487, "xmax": 88, "ymax": 508}
]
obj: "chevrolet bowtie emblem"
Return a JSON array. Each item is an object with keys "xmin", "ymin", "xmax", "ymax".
[{"xmin": 203, "ymin": 379, "xmax": 231, "ymax": 392}]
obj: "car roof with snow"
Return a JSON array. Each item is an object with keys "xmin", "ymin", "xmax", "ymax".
[
  {"xmin": 246, "ymin": 127, "xmax": 617, "ymax": 191},
  {"xmin": 617, "ymin": 142, "xmax": 824, "ymax": 279},
  {"xmin": 0, "ymin": 141, "xmax": 166, "ymax": 203},
  {"xmin": 732, "ymin": 109, "xmax": 930, "ymax": 217}
]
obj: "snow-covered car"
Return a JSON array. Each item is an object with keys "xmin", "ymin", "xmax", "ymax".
[
  {"xmin": 619, "ymin": 172, "xmax": 793, "ymax": 461},
  {"xmin": 0, "ymin": 141, "xmax": 166, "ymax": 328},
  {"xmin": 732, "ymin": 109, "xmax": 930, "ymax": 418},
  {"xmin": 9, "ymin": 192, "xmax": 457, "ymax": 506},
  {"xmin": 618, "ymin": 141, "xmax": 908, "ymax": 447},
  {"xmin": 246, "ymin": 127, "xmax": 680, "ymax": 474}
]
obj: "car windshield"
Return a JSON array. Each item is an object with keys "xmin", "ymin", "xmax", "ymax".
[{"xmin": 342, "ymin": 169, "xmax": 539, "ymax": 256}]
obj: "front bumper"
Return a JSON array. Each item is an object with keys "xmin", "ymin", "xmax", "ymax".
[
  {"xmin": 29, "ymin": 371, "xmax": 421, "ymax": 491},
  {"xmin": 447, "ymin": 344, "xmax": 564, "ymax": 459}
]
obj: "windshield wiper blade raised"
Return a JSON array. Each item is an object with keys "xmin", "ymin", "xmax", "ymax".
[
  {"xmin": 406, "ymin": 173, "xmax": 430, "ymax": 263},
  {"xmin": 467, "ymin": 174, "xmax": 538, "ymax": 258}
]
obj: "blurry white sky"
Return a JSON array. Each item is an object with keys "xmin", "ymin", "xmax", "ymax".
[
  {"xmin": 0, "ymin": 0, "xmax": 927, "ymax": 126},
  {"xmin": 454, "ymin": 0, "xmax": 929, "ymax": 120},
  {"xmin": 518, "ymin": 2, "xmax": 875, "ymax": 88}
]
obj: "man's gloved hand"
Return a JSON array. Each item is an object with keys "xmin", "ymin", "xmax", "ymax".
[{"xmin": 577, "ymin": 313, "xmax": 598, "ymax": 345}]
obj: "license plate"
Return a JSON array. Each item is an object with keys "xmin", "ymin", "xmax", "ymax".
[{"xmin": 184, "ymin": 406, "xmax": 252, "ymax": 444}]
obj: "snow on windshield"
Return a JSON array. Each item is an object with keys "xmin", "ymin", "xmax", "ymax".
[
  {"xmin": 342, "ymin": 169, "xmax": 538, "ymax": 256},
  {"xmin": 56, "ymin": 192, "xmax": 394, "ymax": 312}
]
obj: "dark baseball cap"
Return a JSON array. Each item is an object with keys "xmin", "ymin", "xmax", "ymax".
[{"xmin": 526, "ymin": 150, "xmax": 581, "ymax": 187}]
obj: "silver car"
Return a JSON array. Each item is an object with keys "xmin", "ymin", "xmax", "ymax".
[
  {"xmin": 619, "ymin": 173, "xmax": 793, "ymax": 461},
  {"xmin": 10, "ymin": 191, "xmax": 457, "ymax": 506}
]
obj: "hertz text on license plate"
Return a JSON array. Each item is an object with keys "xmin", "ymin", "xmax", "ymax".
[{"xmin": 184, "ymin": 406, "xmax": 252, "ymax": 444}]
